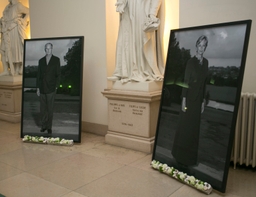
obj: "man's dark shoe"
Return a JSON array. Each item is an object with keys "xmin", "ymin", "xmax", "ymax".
[
  {"xmin": 40, "ymin": 129, "xmax": 46, "ymax": 132},
  {"xmin": 48, "ymin": 129, "xmax": 52, "ymax": 134}
]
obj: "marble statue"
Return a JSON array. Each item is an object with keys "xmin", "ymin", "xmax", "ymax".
[
  {"xmin": 108, "ymin": 0, "xmax": 165, "ymax": 83},
  {"xmin": 0, "ymin": 18, "xmax": 10, "ymax": 76},
  {"xmin": 0, "ymin": 0, "xmax": 29, "ymax": 76}
]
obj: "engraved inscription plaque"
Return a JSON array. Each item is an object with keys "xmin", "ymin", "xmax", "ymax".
[
  {"xmin": 108, "ymin": 100, "xmax": 149, "ymax": 137},
  {"xmin": 0, "ymin": 90, "xmax": 14, "ymax": 112}
]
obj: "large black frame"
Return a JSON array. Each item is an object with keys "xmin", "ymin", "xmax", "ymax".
[
  {"xmin": 152, "ymin": 20, "xmax": 251, "ymax": 192},
  {"xmin": 21, "ymin": 36, "xmax": 84, "ymax": 142}
]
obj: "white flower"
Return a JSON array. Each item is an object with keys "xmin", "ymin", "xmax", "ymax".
[
  {"xmin": 162, "ymin": 164, "xmax": 168, "ymax": 169},
  {"xmin": 166, "ymin": 167, "xmax": 173, "ymax": 175},
  {"xmin": 188, "ymin": 176, "xmax": 195, "ymax": 181},
  {"xmin": 22, "ymin": 135, "xmax": 73, "ymax": 146},
  {"xmin": 195, "ymin": 183, "xmax": 204, "ymax": 190},
  {"xmin": 188, "ymin": 176, "xmax": 196, "ymax": 185},
  {"xmin": 150, "ymin": 160, "xmax": 212, "ymax": 194},
  {"xmin": 39, "ymin": 137, "xmax": 45, "ymax": 142},
  {"xmin": 152, "ymin": 165, "xmax": 156, "ymax": 169},
  {"xmin": 184, "ymin": 177, "xmax": 190, "ymax": 184},
  {"xmin": 204, "ymin": 182, "xmax": 211, "ymax": 190},
  {"xmin": 173, "ymin": 169, "xmax": 179, "ymax": 175},
  {"xmin": 163, "ymin": 166, "xmax": 170, "ymax": 173},
  {"xmin": 172, "ymin": 170, "xmax": 179, "ymax": 179},
  {"xmin": 151, "ymin": 160, "xmax": 157, "ymax": 165},
  {"xmin": 23, "ymin": 135, "xmax": 29, "ymax": 141},
  {"xmin": 152, "ymin": 163, "xmax": 158, "ymax": 169},
  {"xmin": 54, "ymin": 137, "xmax": 60, "ymax": 142},
  {"xmin": 178, "ymin": 172, "xmax": 186, "ymax": 180}
]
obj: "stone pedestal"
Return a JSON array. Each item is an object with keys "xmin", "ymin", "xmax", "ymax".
[
  {"xmin": 0, "ymin": 76, "xmax": 22, "ymax": 123},
  {"xmin": 102, "ymin": 81, "xmax": 162, "ymax": 153}
]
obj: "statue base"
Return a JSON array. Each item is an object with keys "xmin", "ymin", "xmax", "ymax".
[
  {"xmin": 102, "ymin": 81, "xmax": 162, "ymax": 153},
  {"xmin": 0, "ymin": 76, "xmax": 22, "ymax": 123}
]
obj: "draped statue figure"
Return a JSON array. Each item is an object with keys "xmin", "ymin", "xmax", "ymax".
[
  {"xmin": 108, "ymin": 0, "xmax": 165, "ymax": 83},
  {"xmin": 0, "ymin": 0, "xmax": 29, "ymax": 76}
]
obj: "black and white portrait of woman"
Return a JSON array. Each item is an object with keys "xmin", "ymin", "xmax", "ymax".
[
  {"xmin": 153, "ymin": 20, "xmax": 251, "ymax": 192},
  {"xmin": 172, "ymin": 35, "xmax": 209, "ymax": 167}
]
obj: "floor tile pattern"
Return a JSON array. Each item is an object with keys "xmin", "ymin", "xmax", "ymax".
[{"xmin": 0, "ymin": 120, "xmax": 255, "ymax": 197}]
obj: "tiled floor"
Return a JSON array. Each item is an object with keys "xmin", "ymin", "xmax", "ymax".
[{"xmin": 0, "ymin": 120, "xmax": 255, "ymax": 197}]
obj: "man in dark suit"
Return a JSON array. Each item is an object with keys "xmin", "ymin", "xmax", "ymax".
[{"xmin": 36, "ymin": 43, "xmax": 60, "ymax": 134}]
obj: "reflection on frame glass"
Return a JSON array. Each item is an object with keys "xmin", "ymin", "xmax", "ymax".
[
  {"xmin": 152, "ymin": 20, "xmax": 251, "ymax": 192},
  {"xmin": 21, "ymin": 36, "xmax": 84, "ymax": 142}
]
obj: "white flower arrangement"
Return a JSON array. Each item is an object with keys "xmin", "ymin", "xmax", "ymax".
[
  {"xmin": 23, "ymin": 135, "xmax": 73, "ymax": 146},
  {"xmin": 23, "ymin": 135, "xmax": 47, "ymax": 143},
  {"xmin": 47, "ymin": 137, "xmax": 73, "ymax": 145},
  {"xmin": 151, "ymin": 160, "xmax": 212, "ymax": 195}
]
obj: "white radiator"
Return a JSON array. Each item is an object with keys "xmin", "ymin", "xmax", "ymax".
[{"xmin": 232, "ymin": 93, "xmax": 256, "ymax": 169}]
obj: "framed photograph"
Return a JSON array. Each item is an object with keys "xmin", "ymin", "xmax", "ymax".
[
  {"xmin": 152, "ymin": 20, "xmax": 251, "ymax": 192},
  {"xmin": 21, "ymin": 36, "xmax": 84, "ymax": 142}
]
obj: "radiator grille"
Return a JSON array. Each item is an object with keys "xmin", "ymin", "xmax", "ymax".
[{"xmin": 232, "ymin": 93, "xmax": 256, "ymax": 169}]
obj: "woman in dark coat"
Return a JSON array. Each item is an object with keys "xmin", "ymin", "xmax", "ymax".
[{"xmin": 172, "ymin": 35, "xmax": 209, "ymax": 166}]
